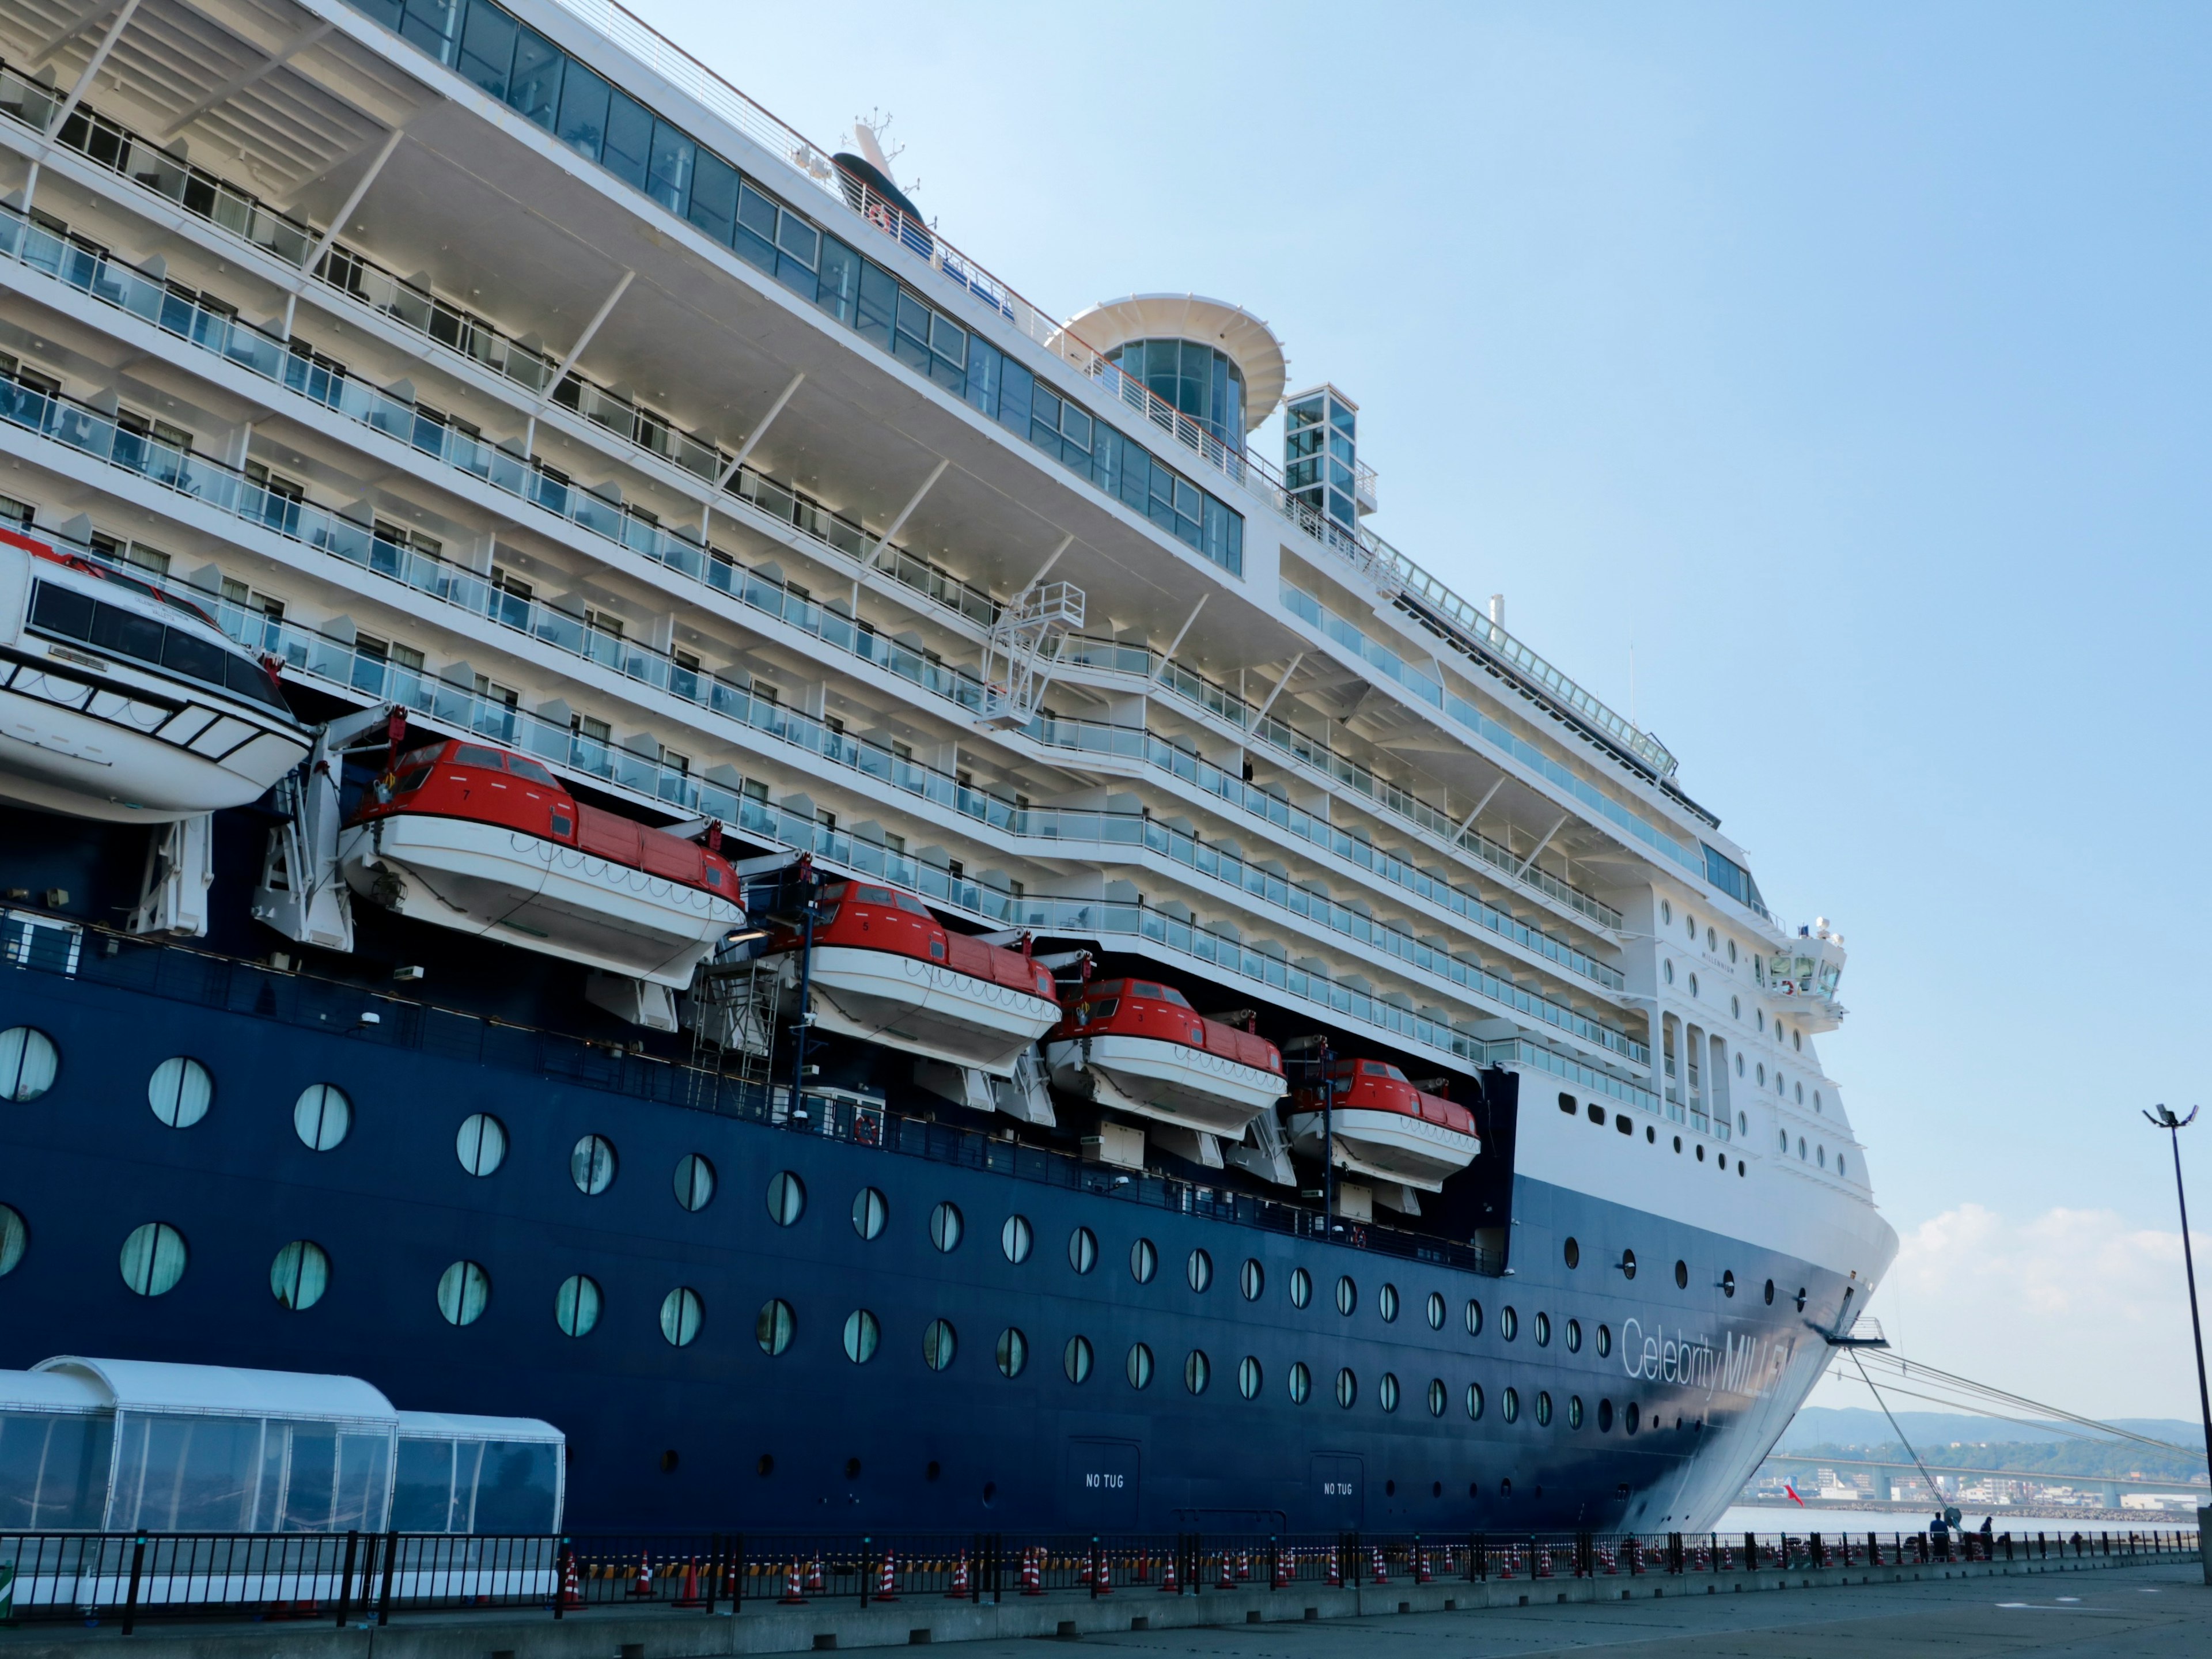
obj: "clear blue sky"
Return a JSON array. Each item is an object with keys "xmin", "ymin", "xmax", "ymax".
[{"xmin": 632, "ymin": 1, "xmax": 2212, "ymax": 1416}]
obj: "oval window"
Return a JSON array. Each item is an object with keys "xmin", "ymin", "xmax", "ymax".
[
  {"xmin": 1184, "ymin": 1350, "xmax": 1210, "ymax": 1395},
  {"xmin": 1240, "ymin": 1258, "xmax": 1264, "ymax": 1301},
  {"xmin": 1563, "ymin": 1236, "xmax": 1580, "ymax": 1269},
  {"xmin": 1427, "ymin": 1378, "xmax": 1446, "ymax": 1416},
  {"xmin": 1566, "ymin": 1317, "xmax": 1583, "ymax": 1353},
  {"xmin": 1186, "ymin": 1248, "xmax": 1213, "ymax": 1293},
  {"xmin": 1599, "ymin": 1399, "xmax": 1615, "ymax": 1431},
  {"xmin": 1621, "ymin": 1248, "xmax": 1638, "ymax": 1281},
  {"xmin": 1502, "ymin": 1386, "xmax": 1520, "ymax": 1424},
  {"xmin": 1465, "ymin": 1298, "xmax": 1484, "ymax": 1336},
  {"xmin": 1569, "ymin": 1395, "xmax": 1585, "ymax": 1430},
  {"xmin": 1536, "ymin": 1390, "xmax": 1554, "ymax": 1427},
  {"xmin": 1289, "ymin": 1266, "xmax": 1311, "ymax": 1308},
  {"xmin": 293, "ymin": 1083, "xmax": 351, "ymax": 1152},
  {"xmin": 1597, "ymin": 1323, "xmax": 1613, "ymax": 1358},
  {"xmin": 1662, "ymin": 959, "xmax": 1674, "ymax": 985},
  {"xmin": 0, "ymin": 1027, "xmax": 57, "ymax": 1101},
  {"xmin": 436, "ymin": 1259, "xmax": 490, "ymax": 1325},
  {"xmin": 1238, "ymin": 1356, "xmax": 1263, "ymax": 1399},
  {"xmin": 1660, "ymin": 899, "xmax": 1672, "ymax": 925},
  {"xmin": 456, "ymin": 1113, "xmax": 506, "ymax": 1176},
  {"xmin": 1378, "ymin": 1373, "xmax": 1399, "ymax": 1412},
  {"xmin": 929, "ymin": 1202, "xmax": 964, "ymax": 1253},
  {"xmin": 1425, "ymin": 1291, "xmax": 1445, "ymax": 1330},
  {"xmin": 1068, "ymin": 1226, "xmax": 1097, "ymax": 1274},
  {"xmin": 843, "ymin": 1308, "xmax": 880, "ymax": 1363},
  {"xmin": 1335, "ymin": 1275, "xmax": 1357, "ymax": 1316},
  {"xmin": 1626, "ymin": 1402, "xmax": 1641, "ymax": 1434},
  {"xmin": 1377, "ymin": 1283, "xmax": 1398, "ymax": 1323},
  {"xmin": 554, "ymin": 1273, "xmax": 601, "ymax": 1337},
  {"xmin": 146, "ymin": 1056, "xmax": 211, "ymax": 1128},
  {"xmin": 1501, "ymin": 1306, "xmax": 1518, "ymax": 1341},
  {"xmin": 0, "ymin": 1203, "xmax": 25, "ymax": 1275},
  {"xmin": 660, "ymin": 1286, "xmax": 704, "ymax": 1347},
  {"xmin": 120, "ymin": 1221, "xmax": 187, "ymax": 1297},
  {"xmin": 995, "ymin": 1327, "xmax": 1027, "ymax": 1378},
  {"xmin": 923, "ymin": 1317, "xmax": 957, "ymax": 1371},
  {"xmin": 1129, "ymin": 1237, "xmax": 1157, "ymax": 1283},
  {"xmin": 1535, "ymin": 1311, "xmax": 1551, "ymax": 1346},
  {"xmin": 1466, "ymin": 1382, "xmax": 1486, "ymax": 1421},
  {"xmin": 673, "ymin": 1154, "xmax": 717, "ymax": 1212},
  {"xmin": 765, "ymin": 1169, "xmax": 805, "ymax": 1224},
  {"xmin": 1001, "ymin": 1214, "xmax": 1032, "ymax": 1262},
  {"xmin": 270, "ymin": 1239, "xmax": 329, "ymax": 1310},
  {"xmin": 571, "ymin": 1134, "xmax": 618, "ymax": 1195},
  {"xmin": 757, "ymin": 1298, "xmax": 795, "ymax": 1355},
  {"xmin": 1126, "ymin": 1342, "xmax": 1154, "ymax": 1389},
  {"xmin": 1288, "ymin": 1361, "xmax": 1311, "ymax": 1404},
  {"xmin": 1675, "ymin": 1258, "xmax": 1690, "ymax": 1289},
  {"xmin": 1062, "ymin": 1334, "xmax": 1093, "ymax": 1384},
  {"xmin": 852, "ymin": 1186, "xmax": 887, "ymax": 1240},
  {"xmin": 1334, "ymin": 1368, "xmax": 1357, "ymax": 1409}
]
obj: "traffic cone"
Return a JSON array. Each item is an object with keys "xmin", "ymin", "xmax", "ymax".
[
  {"xmin": 875, "ymin": 1549, "xmax": 900, "ymax": 1602},
  {"xmin": 1135, "ymin": 1551, "xmax": 1152, "ymax": 1584},
  {"xmin": 1216, "ymin": 1551, "xmax": 1234, "ymax": 1590},
  {"xmin": 631, "ymin": 1551, "xmax": 654, "ymax": 1598},
  {"xmin": 1497, "ymin": 1547, "xmax": 1514, "ymax": 1580},
  {"xmin": 805, "ymin": 1555, "xmax": 826, "ymax": 1594},
  {"xmin": 947, "ymin": 1552, "xmax": 971, "ymax": 1599},
  {"xmin": 1078, "ymin": 1553, "xmax": 1093, "ymax": 1586},
  {"xmin": 675, "ymin": 1557, "xmax": 704, "ymax": 1608},
  {"xmin": 1096, "ymin": 1551, "xmax": 1113, "ymax": 1596},
  {"xmin": 1159, "ymin": 1552, "xmax": 1180, "ymax": 1594},
  {"xmin": 1021, "ymin": 1548, "xmax": 1044, "ymax": 1596},
  {"xmin": 1416, "ymin": 1549, "xmax": 1432, "ymax": 1584},
  {"xmin": 1599, "ymin": 1544, "xmax": 1616, "ymax": 1575},
  {"xmin": 1272, "ymin": 1552, "xmax": 1291, "ymax": 1590},
  {"xmin": 557, "ymin": 1548, "xmax": 584, "ymax": 1609},
  {"xmin": 1326, "ymin": 1548, "xmax": 1342, "ymax": 1587},
  {"xmin": 1236, "ymin": 1550, "xmax": 1251, "ymax": 1581},
  {"xmin": 1371, "ymin": 1547, "xmax": 1388, "ymax": 1585},
  {"xmin": 780, "ymin": 1560, "xmax": 807, "ymax": 1605}
]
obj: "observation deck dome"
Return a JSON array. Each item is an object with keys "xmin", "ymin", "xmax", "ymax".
[{"xmin": 1060, "ymin": 295, "xmax": 1287, "ymax": 444}]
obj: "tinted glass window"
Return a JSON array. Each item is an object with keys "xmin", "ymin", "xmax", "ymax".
[
  {"xmin": 89, "ymin": 603, "xmax": 162, "ymax": 663},
  {"xmin": 505, "ymin": 25, "xmax": 563, "ymax": 128},
  {"xmin": 29, "ymin": 582, "xmax": 93, "ymax": 639}
]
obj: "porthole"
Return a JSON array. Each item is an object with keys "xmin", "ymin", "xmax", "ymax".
[
  {"xmin": 1764, "ymin": 1278, "xmax": 1776, "ymax": 1305},
  {"xmin": 1377, "ymin": 1282, "xmax": 1398, "ymax": 1322},
  {"xmin": 1779, "ymin": 1128, "xmax": 1789, "ymax": 1152},
  {"xmin": 1426, "ymin": 1377, "xmax": 1446, "ymax": 1416},
  {"xmin": 923, "ymin": 1317, "xmax": 957, "ymax": 1371},
  {"xmin": 1183, "ymin": 1350, "xmax": 1210, "ymax": 1395},
  {"xmin": 1839, "ymin": 1155, "xmax": 1849, "ymax": 1179},
  {"xmin": 1660, "ymin": 900, "xmax": 1672, "ymax": 925},
  {"xmin": 850, "ymin": 1186, "xmax": 887, "ymax": 1239},
  {"xmin": 1464, "ymin": 1298, "xmax": 1483, "ymax": 1336},
  {"xmin": 146, "ymin": 1056, "xmax": 211, "ymax": 1128},
  {"xmin": 1599, "ymin": 1398, "xmax": 1615, "ymax": 1431},
  {"xmin": 1569, "ymin": 1395, "xmax": 1584, "ymax": 1430},
  {"xmin": 1130, "ymin": 1237, "xmax": 1157, "ymax": 1282},
  {"xmin": 1758, "ymin": 1008, "xmax": 1766, "ymax": 1030},
  {"xmin": 1290, "ymin": 1267, "xmax": 1312, "ymax": 1308},
  {"xmin": 435, "ymin": 1259, "xmax": 489, "ymax": 1325},
  {"xmin": 0, "ymin": 1027, "xmax": 56, "ymax": 1101},
  {"xmin": 1239, "ymin": 1356, "xmax": 1263, "ymax": 1400},
  {"xmin": 672, "ymin": 1154, "xmax": 717, "ymax": 1212},
  {"xmin": 1734, "ymin": 1053, "xmax": 1744, "ymax": 1077},
  {"xmin": 120, "ymin": 1222, "xmax": 188, "ymax": 1297},
  {"xmin": 1502, "ymin": 1386, "xmax": 1520, "ymax": 1424},
  {"xmin": 271, "ymin": 1240, "xmax": 329, "ymax": 1311},
  {"xmin": 1757, "ymin": 1063, "xmax": 1767, "ymax": 1085},
  {"xmin": 660, "ymin": 1287, "xmax": 704, "ymax": 1347},
  {"xmin": 995, "ymin": 1327, "xmax": 1027, "ymax": 1378},
  {"xmin": 1426, "ymin": 1290, "xmax": 1445, "ymax": 1330},
  {"xmin": 1465, "ymin": 1382, "xmax": 1485, "ymax": 1421},
  {"xmin": 1062, "ymin": 1334, "xmax": 1093, "ymax": 1383},
  {"xmin": 1186, "ymin": 1248, "xmax": 1213, "ymax": 1293},
  {"xmin": 292, "ymin": 1083, "xmax": 350, "ymax": 1152},
  {"xmin": 929, "ymin": 1201, "xmax": 964, "ymax": 1252},
  {"xmin": 843, "ymin": 1308, "xmax": 880, "ymax": 1363},
  {"xmin": 1796, "ymin": 1286, "xmax": 1809, "ymax": 1312},
  {"xmin": 1334, "ymin": 1368, "xmax": 1357, "ymax": 1408},
  {"xmin": 1620, "ymin": 1249, "xmax": 1638, "ymax": 1280},
  {"xmin": 1565, "ymin": 1317, "xmax": 1582, "ymax": 1353},
  {"xmin": 1378, "ymin": 1372, "xmax": 1399, "ymax": 1412},
  {"xmin": 765, "ymin": 1169, "xmax": 805, "ymax": 1225},
  {"xmin": 1731, "ymin": 995, "xmax": 1741, "ymax": 1020},
  {"xmin": 1596, "ymin": 1323, "xmax": 1613, "ymax": 1358},
  {"xmin": 1535, "ymin": 1311, "xmax": 1551, "ymax": 1346},
  {"xmin": 1536, "ymin": 1390, "xmax": 1553, "ymax": 1427},
  {"xmin": 1721, "ymin": 1270, "xmax": 1737, "ymax": 1298},
  {"xmin": 1707, "ymin": 926, "xmax": 1717, "ymax": 950},
  {"xmin": 1674, "ymin": 1134, "xmax": 1683, "ymax": 1153},
  {"xmin": 1798, "ymin": 1136, "xmax": 1808, "ymax": 1160},
  {"xmin": 1335, "ymin": 1275, "xmax": 1357, "ymax": 1315},
  {"xmin": 1563, "ymin": 1237, "xmax": 1580, "ymax": 1269},
  {"xmin": 1815, "ymin": 1090, "xmax": 1824, "ymax": 1112},
  {"xmin": 1728, "ymin": 939, "xmax": 1737, "ymax": 963},
  {"xmin": 1688, "ymin": 972, "xmax": 1699, "ymax": 998},
  {"xmin": 1738, "ymin": 1111, "xmax": 1748, "ymax": 1135},
  {"xmin": 1289, "ymin": 1362, "xmax": 1312, "ymax": 1404},
  {"xmin": 757, "ymin": 1298, "xmax": 795, "ymax": 1355},
  {"xmin": 1818, "ymin": 1145, "xmax": 1827, "ymax": 1168},
  {"xmin": 1501, "ymin": 1305, "xmax": 1518, "ymax": 1341},
  {"xmin": 1069, "ymin": 1226, "xmax": 1097, "ymax": 1274},
  {"xmin": 1685, "ymin": 914, "xmax": 1697, "ymax": 939},
  {"xmin": 1793, "ymin": 1029, "xmax": 1802, "ymax": 1052},
  {"xmin": 1674, "ymin": 1259, "xmax": 1689, "ymax": 1290},
  {"xmin": 554, "ymin": 1273, "xmax": 601, "ymax": 1338},
  {"xmin": 1126, "ymin": 1342, "xmax": 1154, "ymax": 1389},
  {"xmin": 1002, "ymin": 1214, "xmax": 1032, "ymax": 1262},
  {"xmin": 1241, "ymin": 1258, "xmax": 1265, "ymax": 1301},
  {"xmin": 1625, "ymin": 1402, "xmax": 1641, "ymax": 1434},
  {"xmin": 0, "ymin": 1204, "xmax": 25, "ymax": 1275},
  {"xmin": 456, "ymin": 1113, "xmax": 506, "ymax": 1176},
  {"xmin": 1662, "ymin": 959, "xmax": 1674, "ymax": 985},
  {"xmin": 571, "ymin": 1134, "xmax": 618, "ymax": 1196},
  {"xmin": 1796, "ymin": 1082, "xmax": 1805, "ymax": 1104}
]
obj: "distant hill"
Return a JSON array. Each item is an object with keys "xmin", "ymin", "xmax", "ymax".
[{"xmin": 1777, "ymin": 1407, "xmax": 2203, "ymax": 1453}]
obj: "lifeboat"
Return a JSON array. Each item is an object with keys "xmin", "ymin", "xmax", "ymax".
[
  {"xmin": 1044, "ymin": 979, "xmax": 1286, "ymax": 1141},
  {"xmin": 1285, "ymin": 1059, "xmax": 1480, "ymax": 1192},
  {"xmin": 338, "ymin": 737, "xmax": 743, "ymax": 986},
  {"xmin": 0, "ymin": 529, "xmax": 308, "ymax": 821},
  {"xmin": 770, "ymin": 882, "xmax": 1060, "ymax": 1076}
]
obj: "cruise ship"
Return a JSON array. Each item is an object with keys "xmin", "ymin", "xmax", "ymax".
[{"xmin": 0, "ymin": 0, "xmax": 1895, "ymax": 1537}]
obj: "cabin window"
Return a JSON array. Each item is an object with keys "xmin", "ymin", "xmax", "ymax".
[
  {"xmin": 508, "ymin": 757, "xmax": 558, "ymax": 786},
  {"xmin": 270, "ymin": 1240, "xmax": 329, "ymax": 1310},
  {"xmin": 571, "ymin": 1134, "xmax": 618, "ymax": 1195},
  {"xmin": 1334, "ymin": 1275, "xmax": 1357, "ymax": 1316},
  {"xmin": 454, "ymin": 745, "xmax": 506, "ymax": 768},
  {"xmin": 1237, "ymin": 1357, "xmax": 1263, "ymax": 1400},
  {"xmin": 1067, "ymin": 1226, "xmax": 1097, "ymax": 1274},
  {"xmin": 757, "ymin": 1298, "xmax": 795, "ymax": 1355},
  {"xmin": 995, "ymin": 1327, "xmax": 1027, "ymax": 1377},
  {"xmin": 1465, "ymin": 1298, "xmax": 1484, "ymax": 1336},
  {"xmin": 456, "ymin": 1113, "xmax": 506, "ymax": 1176},
  {"xmin": 1062, "ymin": 1335, "xmax": 1092, "ymax": 1384},
  {"xmin": 1501, "ymin": 1306, "xmax": 1519, "ymax": 1340},
  {"xmin": 1000, "ymin": 1214, "xmax": 1031, "ymax": 1262},
  {"xmin": 929, "ymin": 1202, "xmax": 963, "ymax": 1252},
  {"xmin": 1334, "ymin": 1368, "xmax": 1357, "ymax": 1409},
  {"xmin": 922, "ymin": 1319, "xmax": 956, "ymax": 1372},
  {"xmin": 0, "ymin": 1204, "xmax": 25, "ymax": 1275},
  {"xmin": 1125, "ymin": 1342, "xmax": 1153, "ymax": 1389},
  {"xmin": 1377, "ymin": 1373, "xmax": 1399, "ymax": 1412},
  {"xmin": 1129, "ymin": 1238, "xmax": 1157, "ymax": 1283},
  {"xmin": 1240, "ymin": 1259, "xmax": 1264, "ymax": 1301},
  {"xmin": 1566, "ymin": 1318, "xmax": 1584, "ymax": 1351},
  {"xmin": 395, "ymin": 767, "xmax": 436, "ymax": 794},
  {"xmin": 1536, "ymin": 1391, "xmax": 1554, "ymax": 1427},
  {"xmin": 1427, "ymin": 1378, "xmax": 1446, "ymax": 1417},
  {"xmin": 857, "ymin": 885, "xmax": 894, "ymax": 903},
  {"xmin": 673, "ymin": 1154, "xmax": 717, "ymax": 1212},
  {"xmin": 554, "ymin": 1274, "xmax": 601, "ymax": 1337},
  {"xmin": 660, "ymin": 1287, "xmax": 704, "ymax": 1347},
  {"xmin": 1185, "ymin": 1249, "xmax": 1212, "ymax": 1293},
  {"xmin": 1535, "ymin": 1312, "xmax": 1551, "ymax": 1346},
  {"xmin": 1160, "ymin": 986, "xmax": 1191, "ymax": 1007},
  {"xmin": 928, "ymin": 940, "xmax": 945, "ymax": 960},
  {"xmin": 146, "ymin": 1056, "xmax": 212, "ymax": 1128},
  {"xmin": 1502, "ymin": 1387, "xmax": 1520, "ymax": 1424},
  {"xmin": 1184, "ymin": 1351, "xmax": 1211, "ymax": 1395},
  {"xmin": 0, "ymin": 1027, "xmax": 58, "ymax": 1101},
  {"xmin": 766, "ymin": 1170, "xmax": 805, "ymax": 1225},
  {"xmin": 1426, "ymin": 1291, "xmax": 1445, "ymax": 1329},
  {"xmin": 1289, "ymin": 1267, "xmax": 1310, "ymax": 1308},
  {"xmin": 1084, "ymin": 998, "xmax": 1118, "ymax": 1021},
  {"xmin": 293, "ymin": 1084, "xmax": 351, "ymax": 1152},
  {"xmin": 853, "ymin": 1187, "xmax": 888, "ymax": 1240},
  {"xmin": 1465, "ymin": 1382, "xmax": 1485, "ymax": 1420},
  {"xmin": 1288, "ymin": 1362, "xmax": 1311, "ymax": 1404},
  {"xmin": 1377, "ymin": 1283, "xmax": 1397, "ymax": 1323},
  {"xmin": 435, "ymin": 1259, "xmax": 490, "ymax": 1325}
]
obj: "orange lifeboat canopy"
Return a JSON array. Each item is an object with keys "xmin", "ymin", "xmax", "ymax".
[
  {"xmin": 1286, "ymin": 1058, "xmax": 1480, "ymax": 1194},
  {"xmin": 1042, "ymin": 979, "xmax": 1287, "ymax": 1141}
]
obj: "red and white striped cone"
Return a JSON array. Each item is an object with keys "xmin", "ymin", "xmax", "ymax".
[
  {"xmin": 779, "ymin": 1560, "xmax": 807, "ymax": 1605},
  {"xmin": 558, "ymin": 1549, "xmax": 584, "ymax": 1609},
  {"xmin": 946, "ymin": 1552, "xmax": 971, "ymax": 1600},
  {"xmin": 675, "ymin": 1557, "xmax": 704, "ymax": 1608},
  {"xmin": 631, "ymin": 1551, "xmax": 654, "ymax": 1599},
  {"xmin": 1158, "ymin": 1551, "xmax": 1180, "ymax": 1594},
  {"xmin": 1078, "ymin": 1553, "xmax": 1093, "ymax": 1586},
  {"xmin": 1021, "ymin": 1548, "xmax": 1044, "ymax": 1597},
  {"xmin": 1497, "ymin": 1547, "xmax": 1514, "ymax": 1581},
  {"xmin": 1326, "ymin": 1548, "xmax": 1342, "ymax": 1588},
  {"xmin": 874, "ymin": 1550, "xmax": 900, "ymax": 1602},
  {"xmin": 1599, "ymin": 1544, "xmax": 1617, "ymax": 1576},
  {"xmin": 1236, "ymin": 1550, "xmax": 1251, "ymax": 1581},
  {"xmin": 1416, "ymin": 1549, "xmax": 1432, "ymax": 1584},
  {"xmin": 1370, "ymin": 1547, "xmax": 1388, "ymax": 1585},
  {"xmin": 1215, "ymin": 1551, "xmax": 1234, "ymax": 1590},
  {"xmin": 805, "ymin": 1556, "xmax": 826, "ymax": 1594},
  {"xmin": 1535, "ymin": 1546, "xmax": 1552, "ymax": 1580},
  {"xmin": 1095, "ymin": 1550, "xmax": 1113, "ymax": 1596},
  {"xmin": 1272, "ymin": 1552, "xmax": 1291, "ymax": 1590}
]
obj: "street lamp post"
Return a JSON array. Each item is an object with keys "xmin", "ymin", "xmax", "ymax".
[{"xmin": 2143, "ymin": 1104, "xmax": 2212, "ymax": 1495}]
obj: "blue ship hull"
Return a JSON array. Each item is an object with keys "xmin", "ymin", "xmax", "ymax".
[{"xmin": 0, "ymin": 937, "xmax": 1840, "ymax": 1536}]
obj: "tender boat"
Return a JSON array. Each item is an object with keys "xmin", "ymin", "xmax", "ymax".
[
  {"xmin": 1045, "ymin": 979, "xmax": 1286, "ymax": 1146},
  {"xmin": 1286, "ymin": 1058, "xmax": 1482, "ymax": 1193},
  {"xmin": 0, "ymin": 529, "xmax": 308, "ymax": 821},
  {"xmin": 770, "ymin": 881, "xmax": 1061, "ymax": 1076},
  {"xmin": 338, "ymin": 737, "xmax": 743, "ymax": 990}
]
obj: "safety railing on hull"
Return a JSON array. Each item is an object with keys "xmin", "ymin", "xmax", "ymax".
[{"xmin": 0, "ymin": 1526, "xmax": 2194, "ymax": 1628}]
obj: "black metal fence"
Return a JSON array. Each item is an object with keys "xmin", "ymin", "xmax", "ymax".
[{"xmin": 0, "ymin": 1525, "xmax": 2196, "ymax": 1630}]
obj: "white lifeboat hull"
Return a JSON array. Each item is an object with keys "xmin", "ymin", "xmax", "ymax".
[
  {"xmin": 338, "ymin": 813, "xmax": 740, "ymax": 986},
  {"xmin": 794, "ymin": 944, "xmax": 1060, "ymax": 1077},
  {"xmin": 1045, "ymin": 1034, "xmax": 1283, "ymax": 1138},
  {"xmin": 1287, "ymin": 1107, "xmax": 1480, "ymax": 1192},
  {"xmin": 0, "ymin": 653, "xmax": 306, "ymax": 823}
]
